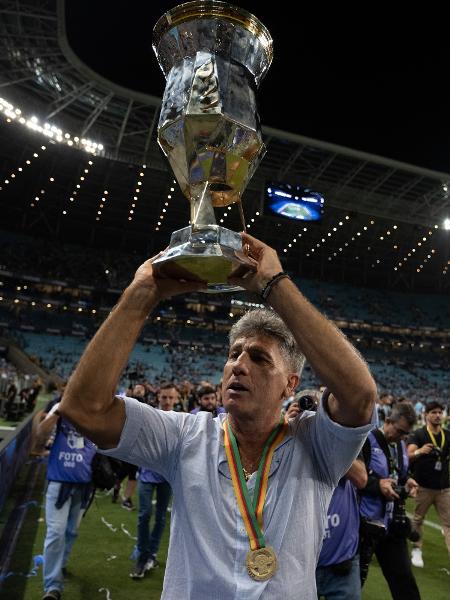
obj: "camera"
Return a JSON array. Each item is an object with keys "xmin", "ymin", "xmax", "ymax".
[
  {"xmin": 293, "ymin": 389, "xmax": 321, "ymax": 412},
  {"xmin": 392, "ymin": 484, "xmax": 409, "ymax": 501},
  {"xmin": 359, "ymin": 518, "xmax": 387, "ymax": 585},
  {"xmin": 389, "ymin": 485, "xmax": 420, "ymax": 542},
  {"xmin": 430, "ymin": 447, "xmax": 442, "ymax": 458},
  {"xmin": 298, "ymin": 395, "xmax": 318, "ymax": 412}
]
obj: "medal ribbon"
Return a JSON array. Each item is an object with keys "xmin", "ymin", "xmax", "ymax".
[
  {"xmin": 224, "ymin": 416, "xmax": 287, "ymax": 551},
  {"xmin": 427, "ymin": 426, "xmax": 445, "ymax": 450}
]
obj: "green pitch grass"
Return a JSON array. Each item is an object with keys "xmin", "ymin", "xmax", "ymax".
[{"xmin": 3, "ymin": 477, "xmax": 449, "ymax": 599}]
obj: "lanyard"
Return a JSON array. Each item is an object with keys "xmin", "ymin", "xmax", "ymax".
[
  {"xmin": 224, "ymin": 416, "xmax": 287, "ymax": 551},
  {"xmin": 427, "ymin": 427, "xmax": 445, "ymax": 450}
]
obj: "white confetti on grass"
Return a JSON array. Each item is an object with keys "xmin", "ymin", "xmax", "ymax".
[
  {"xmin": 440, "ymin": 568, "xmax": 450, "ymax": 576},
  {"xmin": 101, "ymin": 517, "xmax": 117, "ymax": 532},
  {"xmin": 99, "ymin": 587, "xmax": 112, "ymax": 599},
  {"xmin": 406, "ymin": 512, "xmax": 443, "ymax": 532},
  {"xmin": 120, "ymin": 523, "xmax": 137, "ymax": 540},
  {"xmin": 106, "ymin": 555, "xmax": 117, "ymax": 562}
]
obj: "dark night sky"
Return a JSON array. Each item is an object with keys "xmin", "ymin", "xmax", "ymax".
[{"xmin": 66, "ymin": 1, "xmax": 450, "ymax": 173}]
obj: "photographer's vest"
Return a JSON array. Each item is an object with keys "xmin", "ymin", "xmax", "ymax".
[
  {"xmin": 360, "ymin": 430, "xmax": 408, "ymax": 527},
  {"xmin": 317, "ymin": 477, "xmax": 359, "ymax": 567},
  {"xmin": 47, "ymin": 419, "xmax": 96, "ymax": 483}
]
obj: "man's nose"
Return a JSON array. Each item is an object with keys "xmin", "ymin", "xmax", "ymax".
[{"xmin": 231, "ymin": 353, "xmax": 249, "ymax": 374}]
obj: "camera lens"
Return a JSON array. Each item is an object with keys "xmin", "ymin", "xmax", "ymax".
[{"xmin": 299, "ymin": 396, "xmax": 317, "ymax": 412}]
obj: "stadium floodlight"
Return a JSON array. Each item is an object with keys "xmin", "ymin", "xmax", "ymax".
[
  {"xmin": 443, "ymin": 218, "xmax": 450, "ymax": 230},
  {"xmin": 0, "ymin": 96, "xmax": 105, "ymax": 156}
]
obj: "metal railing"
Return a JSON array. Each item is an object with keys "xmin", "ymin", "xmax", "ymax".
[{"xmin": 0, "ymin": 411, "xmax": 34, "ymax": 516}]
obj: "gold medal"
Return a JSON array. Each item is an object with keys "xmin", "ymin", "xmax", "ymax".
[
  {"xmin": 224, "ymin": 418, "xmax": 286, "ymax": 582},
  {"xmin": 246, "ymin": 546, "xmax": 278, "ymax": 581}
]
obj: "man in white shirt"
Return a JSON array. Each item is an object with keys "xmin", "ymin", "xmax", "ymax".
[{"xmin": 59, "ymin": 233, "xmax": 377, "ymax": 599}]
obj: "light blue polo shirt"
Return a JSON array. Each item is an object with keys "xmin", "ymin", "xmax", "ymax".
[{"xmin": 100, "ymin": 396, "xmax": 376, "ymax": 600}]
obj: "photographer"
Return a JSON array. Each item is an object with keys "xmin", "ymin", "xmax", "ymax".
[
  {"xmin": 284, "ymin": 389, "xmax": 321, "ymax": 417},
  {"xmin": 407, "ymin": 400, "xmax": 450, "ymax": 568},
  {"xmin": 359, "ymin": 402, "xmax": 420, "ymax": 600},
  {"xmin": 36, "ymin": 401, "xmax": 96, "ymax": 600}
]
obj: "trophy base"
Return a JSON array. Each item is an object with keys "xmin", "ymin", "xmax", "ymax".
[{"xmin": 152, "ymin": 225, "xmax": 254, "ymax": 293}]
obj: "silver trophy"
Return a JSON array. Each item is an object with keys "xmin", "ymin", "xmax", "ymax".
[{"xmin": 152, "ymin": 1, "xmax": 273, "ymax": 292}]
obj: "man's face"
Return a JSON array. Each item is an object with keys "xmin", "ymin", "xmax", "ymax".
[
  {"xmin": 426, "ymin": 408, "xmax": 443, "ymax": 428},
  {"xmin": 384, "ymin": 416, "xmax": 412, "ymax": 443},
  {"xmin": 199, "ymin": 392, "xmax": 217, "ymax": 411},
  {"xmin": 180, "ymin": 380, "xmax": 193, "ymax": 394},
  {"xmin": 158, "ymin": 387, "xmax": 179, "ymax": 411},
  {"xmin": 132, "ymin": 384, "xmax": 146, "ymax": 399},
  {"xmin": 222, "ymin": 334, "xmax": 298, "ymax": 420}
]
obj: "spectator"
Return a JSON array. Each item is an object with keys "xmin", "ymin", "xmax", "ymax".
[
  {"xmin": 130, "ymin": 382, "xmax": 177, "ymax": 578},
  {"xmin": 190, "ymin": 383, "xmax": 225, "ymax": 417},
  {"xmin": 111, "ymin": 383, "xmax": 147, "ymax": 509}
]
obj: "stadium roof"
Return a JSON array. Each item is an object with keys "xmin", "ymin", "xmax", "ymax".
[{"xmin": 0, "ymin": 0, "xmax": 449, "ymax": 293}]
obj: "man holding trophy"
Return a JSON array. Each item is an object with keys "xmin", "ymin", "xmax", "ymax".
[{"xmin": 59, "ymin": 3, "xmax": 377, "ymax": 598}]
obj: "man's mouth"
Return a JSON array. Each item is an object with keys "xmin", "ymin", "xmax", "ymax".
[{"xmin": 227, "ymin": 382, "xmax": 249, "ymax": 392}]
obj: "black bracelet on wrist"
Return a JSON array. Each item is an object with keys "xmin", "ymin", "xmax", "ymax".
[{"xmin": 260, "ymin": 272, "xmax": 291, "ymax": 300}]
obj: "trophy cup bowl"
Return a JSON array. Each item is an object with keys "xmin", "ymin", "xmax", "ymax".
[{"xmin": 152, "ymin": 1, "xmax": 273, "ymax": 292}]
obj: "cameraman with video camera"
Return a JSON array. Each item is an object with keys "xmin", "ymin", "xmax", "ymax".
[
  {"xmin": 407, "ymin": 400, "xmax": 450, "ymax": 568},
  {"xmin": 359, "ymin": 402, "xmax": 421, "ymax": 599}
]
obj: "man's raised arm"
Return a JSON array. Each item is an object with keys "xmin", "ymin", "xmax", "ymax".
[
  {"xmin": 229, "ymin": 233, "xmax": 377, "ymax": 427},
  {"xmin": 59, "ymin": 257, "xmax": 205, "ymax": 449}
]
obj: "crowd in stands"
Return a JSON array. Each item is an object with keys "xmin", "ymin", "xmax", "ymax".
[
  {"xmin": 301, "ymin": 278, "xmax": 450, "ymax": 329},
  {"xmin": 2, "ymin": 228, "xmax": 450, "ymax": 410},
  {"xmin": 5, "ymin": 328, "xmax": 448, "ymax": 406},
  {"xmin": 2, "ymin": 227, "xmax": 450, "ymax": 330}
]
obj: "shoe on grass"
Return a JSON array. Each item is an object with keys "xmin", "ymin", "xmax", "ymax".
[
  {"xmin": 121, "ymin": 498, "xmax": 134, "ymax": 511},
  {"xmin": 411, "ymin": 547, "xmax": 424, "ymax": 568},
  {"xmin": 42, "ymin": 590, "xmax": 61, "ymax": 600},
  {"xmin": 130, "ymin": 560, "xmax": 150, "ymax": 579},
  {"xmin": 145, "ymin": 557, "xmax": 159, "ymax": 570}
]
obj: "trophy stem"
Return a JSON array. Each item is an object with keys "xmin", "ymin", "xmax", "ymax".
[{"xmin": 191, "ymin": 181, "xmax": 217, "ymax": 230}]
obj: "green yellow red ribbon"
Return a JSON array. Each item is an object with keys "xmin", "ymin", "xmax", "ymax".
[{"xmin": 224, "ymin": 416, "xmax": 287, "ymax": 551}]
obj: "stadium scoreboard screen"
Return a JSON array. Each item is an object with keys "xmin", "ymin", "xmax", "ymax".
[{"xmin": 264, "ymin": 182, "xmax": 324, "ymax": 222}]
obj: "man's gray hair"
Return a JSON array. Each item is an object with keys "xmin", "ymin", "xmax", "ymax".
[
  {"xmin": 389, "ymin": 402, "xmax": 417, "ymax": 427},
  {"xmin": 229, "ymin": 309, "xmax": 305, "ymax": 375}
]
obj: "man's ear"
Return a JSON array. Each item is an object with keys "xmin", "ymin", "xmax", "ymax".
[{"xmin": 285, "ymin": 373, "xmax": 299, "ymax": 398}]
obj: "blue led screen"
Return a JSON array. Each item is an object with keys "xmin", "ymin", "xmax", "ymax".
[{"xmin": 265, "ymin": 182, "xmax": 324, "ymax": 221}]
